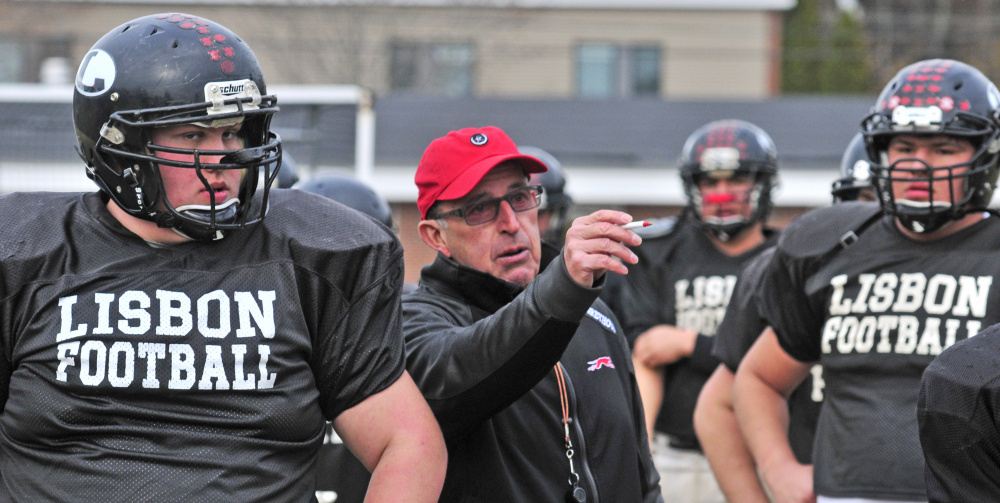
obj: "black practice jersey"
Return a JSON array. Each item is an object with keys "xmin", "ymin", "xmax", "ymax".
[
  {"xmin": 711, "ymin": 246, "xmax": 822, "ymax": 463},
  {"xmin": 622, "ymin": 220, "xmax": 777, "ymax": 448},
  {"xmin": 760, "ymin": 210, "xmax": 1000, "ymax": 500},
  {"xmin": 918, "ymin": 322, "xmax": 1000, "ymax": 503},
  {"xmin": 0, "ymin": 191, "xmax": 406, "ymax": 502}
]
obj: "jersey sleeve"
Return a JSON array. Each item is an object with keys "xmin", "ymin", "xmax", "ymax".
[
  {"xmin": 757, "ymin": 245, "xmax": 824, "ymax": 363},
  {"xmin": 918, "ymin": 328, "xmax": 1000, "ymax": 503},
  {"xmin": 310, "ymin": 239, "xmax": 407, "ymax": 421},
  {"xmin": 712, "ymin": 247, "xmax": 775, "ymax": 372}
]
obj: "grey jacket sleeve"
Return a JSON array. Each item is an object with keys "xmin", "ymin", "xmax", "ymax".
[{"xmin": 403, "ymin": 256, "xmax": 602, "ymax": 440}]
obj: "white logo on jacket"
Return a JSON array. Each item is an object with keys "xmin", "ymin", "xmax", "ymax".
[{"xmin": 586, "ymin": 307, "xmax": 616, "ymax": 334}]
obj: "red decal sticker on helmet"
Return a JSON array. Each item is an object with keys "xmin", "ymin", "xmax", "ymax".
[
  {"xmin": 220, "ymin": 61, "xmax": 235, "ymax": 75},
  {"xmin": 179, "ymin": 21, "xmax": 197, "ymax": 30},
  {"xmin": 208, "ymin": 50, "xmax": 221, "ymax": 61},
  {"xmin": 200, "ymin": 37, "xmax": 214, "ymax": 47},
  {"xmin": 939, "ymin": 97, "xmax": 954, "ymax": 111},
  {"xmin": 196, "ymin": 26, "xmax": 210, "ymax": 34},
  {"xmin": 221, "ymin": 47, "xmax": 235, "ymax": 58}
]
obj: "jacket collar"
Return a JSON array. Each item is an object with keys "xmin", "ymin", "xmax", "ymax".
[{"xmin": 420, "ymin": 242, "xmax": 562, "ymax": 313}]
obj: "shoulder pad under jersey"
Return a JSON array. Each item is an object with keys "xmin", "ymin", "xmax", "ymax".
[
  {"xmin": 778, "ymin": 201, "xmax": 883, "ymax": 259},
  {"xmin": 634, "ymin": 216, "xmax": 679, "ymax": 239}
]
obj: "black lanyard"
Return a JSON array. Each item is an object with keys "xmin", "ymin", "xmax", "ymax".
[{"xmin": 555, "ymin": 363, "xmax": 587, "ymax": 502}]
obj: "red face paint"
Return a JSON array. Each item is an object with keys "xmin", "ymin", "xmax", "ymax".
[{"xmin": 703, "ymin": 193, "xmax": 737, "ymax": 204}]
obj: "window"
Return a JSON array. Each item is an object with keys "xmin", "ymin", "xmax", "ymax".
[
  {"xmin": 0, "ymin": 38, "xmax": 71, "ymax": 83},
  {"xmin": 576, "ymin": 43, "xmax": 661, "ymax": 98},
  {"xmin": 390, "ymin": 42, "xmax": 475, "ymax": 97}
]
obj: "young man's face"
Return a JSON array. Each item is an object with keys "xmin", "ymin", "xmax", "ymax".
[
  {"xmin": 431, "ymin": 163, "xmax": 542, "ymax": 287},
  {"xmin": 885, "ymin": 134, "xmax": 976, "ymax": 206},
  {"xmin": 149, "ymin": 123, "xmax": 246, "ymax": 211},
  {"xmin": 696, "ymin": 173, "xmax": 755, "ymax": 223}
]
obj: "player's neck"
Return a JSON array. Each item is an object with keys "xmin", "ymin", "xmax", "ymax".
[
  {"xmin": 106, "ymin": 200, "xmax": 192, "ymax": 245},
  {"xmin": 707, "ymin": 222, "xmax": 765, "ymax": 256},
  {"xmin": 896, "ymin": 211, "xmax": 985, "ymax": 242}
]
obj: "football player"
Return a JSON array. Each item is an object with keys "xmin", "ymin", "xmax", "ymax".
[
  {"xmin": 693, "ymin": 129, "xmax": 880, "ymax": 502},
  {"xmin": 733, "ymin": 59, "xmax": 1000, "ymax": 503},
  {"xmin": 0, "ymin": 13, "xmax": 445, "ymax": 501},
  {"xmin": 621, "ymin": 120, "xmax": 780, "ymax": 503}
]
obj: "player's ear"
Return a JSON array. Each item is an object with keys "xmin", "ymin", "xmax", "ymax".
[{"xmin": 418, "ymin": 219, "xmax": 452, "ymax": 257}]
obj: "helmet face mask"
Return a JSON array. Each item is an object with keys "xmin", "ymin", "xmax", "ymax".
[
  {"xmin": 74, "ymin": 13, "xmax": 282, "ymax": 241},
  {"xmin": 679, "ymin": 120, "xmax": 778, "ymax": 242},
  {"xmin": 861, "ymin": 59, "xmax": 1000, "ymax": 234}
]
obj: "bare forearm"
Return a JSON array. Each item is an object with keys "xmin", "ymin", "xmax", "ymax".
[
  {"xmin": 733, "ymin": 366, "xmax": 795, "ymax": 475},
  {"xmin": 633, "ymin": 355, "xmax": 663, "ymax": 442},
  {"xmin": 695, "ymin": 367, "xmax": 769, "ymax": 503},
  {"xmin": 365, "ymin": 433, "xmax": 447, "ymax": 503},
  {"xmin": 336, "ymin": 373, "xmax": 447, "ymax": 503}
]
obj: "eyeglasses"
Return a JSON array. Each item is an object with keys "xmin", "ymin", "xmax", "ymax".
[{"xmin": 433, "ymin": 185, "xmax": 544, "ymax": 225}]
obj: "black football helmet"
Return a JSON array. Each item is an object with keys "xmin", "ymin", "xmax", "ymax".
[
  {"xmin": 831, "ymin": 132, "xmax": 874, "ymax": 203},
  {"xmin": 861, "ymin": 59, "xmax": 1000, "ymax": 234},
  {"xmin": 521, "ymin": 146, "xmax": 573, "ymax": 245},
  {"xmin": 294, "ymin": 174, "xmax": 394, "ymax": 229},
  {"xmin": 679, "ymin": 119, "xmax": 779, "ymax": 241},
  {"xmin": 73, "ymin": 13, "xmax": 281, "ymax": 241}
]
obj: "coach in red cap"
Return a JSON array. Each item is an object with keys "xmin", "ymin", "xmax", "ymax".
[{"xmin": 403, "ymin": 126, "xmax": 663, "ymax": 503}]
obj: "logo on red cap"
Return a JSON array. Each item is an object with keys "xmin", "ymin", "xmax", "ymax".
[{"xmin": 471, "ymin": 133, "xmax": 488, "ymax": 146}]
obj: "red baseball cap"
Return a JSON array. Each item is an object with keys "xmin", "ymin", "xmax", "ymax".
[{"xmin": 416, "ymin": 126, "xmax": 548, "ymax": 219}]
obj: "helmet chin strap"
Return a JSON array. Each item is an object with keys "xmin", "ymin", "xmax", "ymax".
[{"xmin": 168, "ymin": 198, "xmax": 241, "ymax": 241}]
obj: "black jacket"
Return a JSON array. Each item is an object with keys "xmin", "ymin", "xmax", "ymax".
[{"xmin": 403, "ymin": 244, "xmax": 662, "ymax": 503}]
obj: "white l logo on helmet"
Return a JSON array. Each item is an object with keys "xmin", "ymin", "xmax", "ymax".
[{"xmin": 76, "ymin": 49, "xmax": 116, "ymax": 97}]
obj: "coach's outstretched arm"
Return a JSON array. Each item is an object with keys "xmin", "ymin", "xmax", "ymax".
[{"xmin": 404, "ymin": 210, "xmax": 640, "ymax": 439}]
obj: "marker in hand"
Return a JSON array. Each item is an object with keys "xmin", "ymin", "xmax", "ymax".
[{"xmin": 621, "ymin": 221, "xmax": 653, "ymax": 230}]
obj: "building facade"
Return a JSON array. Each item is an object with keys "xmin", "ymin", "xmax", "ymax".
[{"xmin": 2, "ymin": 0, "xmax": 793, "ymax": 99}]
